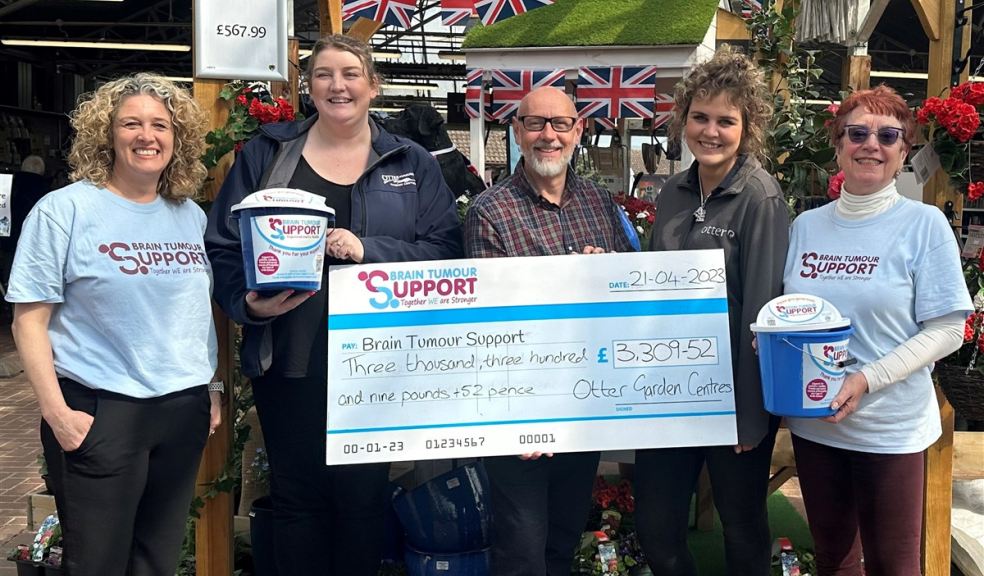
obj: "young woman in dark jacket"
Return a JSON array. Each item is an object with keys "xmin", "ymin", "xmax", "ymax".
[
  {"xmin": 205, "ymin": 35, "xmax": 461, "ymax": 576},
  {"xmin": 633, "ymin": 45, "xmax": 789, "ymax": 576}
]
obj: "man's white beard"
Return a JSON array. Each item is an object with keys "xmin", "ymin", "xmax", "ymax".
[{"xmin": 525, "ymin": 148, "xmax": 572, "ymax": 178}]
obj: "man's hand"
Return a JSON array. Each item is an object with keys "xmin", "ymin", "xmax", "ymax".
[{"xmin": 519, "ymin": 452, "xmax": 554, "ymax": 460}]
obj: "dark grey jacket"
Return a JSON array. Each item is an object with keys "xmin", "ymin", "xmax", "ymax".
[{"xmin": 648, "ymin": 155, "xmax": 789, "ymax": 446}]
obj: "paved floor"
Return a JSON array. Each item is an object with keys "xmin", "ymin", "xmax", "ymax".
[{"xmin": 0, "ymin": 324, "xmax": 44, "ymax": 575}]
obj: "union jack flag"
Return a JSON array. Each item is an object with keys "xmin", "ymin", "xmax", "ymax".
[
  {"xmin": 651, "ymin": 93, "xmax": 675, "ymax": 129},
  {"xmin": 489, "ymin": 68, "xmax": 566, "ymax": 121},
  {"xmin": 342, "ymin": 0, "xmax": 418, "ymax": 28},
  {"xmin": 738, "ymin": 0, "xmax": 762, "ymax": 17},
  {"xmin": 594, "ymin": 118, "xmax": 616, "ymax": 132},
  {"xmin": 465, "ymin": 68, "xmax": 491, "ymax": 120},
  {"xmin": 441, "ymin": 0, "xmax": 475, "ymax": 26},
  {"xmin": 576, "ymin": 66, "xmax": 658, "ymax": 119},
  {"xmin": 474, "ymin": 0, "xmax": 554, "ymax": 26}
]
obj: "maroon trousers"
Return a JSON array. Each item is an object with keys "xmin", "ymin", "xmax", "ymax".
[{"xmin": 791, "ymin": 434, "xmax": 925, "ymax": 576}]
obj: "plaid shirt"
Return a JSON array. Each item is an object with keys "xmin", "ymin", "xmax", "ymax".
[{"xmin": 464, "ymin": 160, "xmax": 634, "ymax": 258}]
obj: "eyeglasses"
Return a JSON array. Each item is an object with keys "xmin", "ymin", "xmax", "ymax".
[
  {"xmin": 844, "ymin": 124, "xmax": 905, "ymax": 146},
  {"xmin": 517, "ymin": 116, "xmax": 577, "ymax": 133}
]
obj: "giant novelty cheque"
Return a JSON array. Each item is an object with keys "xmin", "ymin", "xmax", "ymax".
[{"xmin": 326, "ymin": 250, "xmax": 737, "ymax": 465}]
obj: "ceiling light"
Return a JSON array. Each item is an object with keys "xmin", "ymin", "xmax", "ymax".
[
  {"xmin": 298, "ymin": 48, "xmax": 401, "ymax": 60},
  {"xmin": 437, "ymin": 50, "xmax": 465, "ymax": 62},
  {"xmin": 1, "ymin": 38, "xmax": 190, "ymax": 52},
  {"xmin": 164, "ymin": 76, "xmax": 194, "ymax": 83},
  {"xmin": 870, "ymin": 70, "xmax": 984, "ymax": 81},
  {"xmin": 381, "ymin": 82, "xmax": 439, "ymax": 91}
]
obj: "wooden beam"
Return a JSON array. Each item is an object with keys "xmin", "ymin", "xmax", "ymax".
[
  {"xmin": 923, "ymin": 0, "xmax": 969, "ymax": 219},
  {"xmin": 191, "ymin": 78, "xmax": 236, "ymax": 576},
  {"xmin": 348, "ymin": 17, "xmax": 384, "ymax": 42},
  {"xmin": 953, "ymin": 432, "xmax": 984, "ymax": 479},
  {"xmin": 858, "ymin": 0, "xmax": 891, "ymax": 42},
  {"xmin": 842, "ymin": 54, "xmax": 871, "ymax": 92},
  {"xmin": 923, "ymin": 387, "xmax": 955, "ymax": 576},
  {"xmin": 716, "ymin": 8, "xmax": 751, "ymax": 41},
  {"xmin": 911, "ymin": 0, "xmax": 942, "ymax": 41},
  {"xmin": 320, "ymin": 0, "xmax": 344, "ymax": 35},
  {"xmin": 287, "ymin": 37, "xmax": 300, "ymax": 112}
]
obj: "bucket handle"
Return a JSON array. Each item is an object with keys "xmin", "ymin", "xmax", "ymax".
[{"xmin": 779, "ymin": 337, "xmax": 858, "ymax": 369}]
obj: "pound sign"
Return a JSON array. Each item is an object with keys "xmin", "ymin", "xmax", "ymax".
[{"xmin": 597, "ymin": 347, "xmax": 609, "ymax": 363}]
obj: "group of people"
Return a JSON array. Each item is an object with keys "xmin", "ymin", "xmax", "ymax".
[{"xmin": 6, "ymin": 33, "xmax": 971, "ymax": 576}]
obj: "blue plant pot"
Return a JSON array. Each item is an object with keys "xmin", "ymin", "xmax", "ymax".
[
  {"xmin": 404, "ymin": 545, "xmax": 490, "ymax": 576},
  {"xmin": 393, "ymin": 463, "xmax": 492, "ymax": 553}
]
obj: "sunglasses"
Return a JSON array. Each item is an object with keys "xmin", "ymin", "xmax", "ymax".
[
  {"xmin": 517, "ymin": 115, "xmax": 577, "ymax": 133},
  {"xmin": 844, "ymin": 124, "xmax": 905, "ymax": 146}
]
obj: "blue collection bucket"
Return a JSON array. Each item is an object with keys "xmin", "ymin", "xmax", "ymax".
[
  {"xmin": 393, "ymin": 463, "xmax": 492, "ymax": 553},
  {"xmin": 230, "ymin": 188, "xmax": 335, "ymax": 293},
  {"xmin": 404, "ymin": 546, "xmax": 490, "ymax": 576},
  {"xmin": 751, "ymin": 294, "xmax": 855, "ymax": 418}
]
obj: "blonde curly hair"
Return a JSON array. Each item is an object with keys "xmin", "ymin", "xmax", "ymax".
[
  {"xmin": 667, "ymin": 44, "xmax": 773, "ymax": 164},
  {"xmin": 68, "ymin": 73, "xmax": 208, "ymax": 201}
]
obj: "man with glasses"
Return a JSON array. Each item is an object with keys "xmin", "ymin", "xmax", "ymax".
[{"xmin": 464, "ymin": 86, "xmax": 635, "ymax": 576}]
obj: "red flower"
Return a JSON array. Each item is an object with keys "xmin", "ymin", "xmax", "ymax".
[
  {"xmin": 978, "ymin": 250, "xmax": 984, "ymax": 272},
  {"xmin": 968, "ymin": 181, "xmax": 984, "ymax": 202},
  {"xmin": 234, "ymin": 141, "xmax": 245, "ymax": 153},
  {"xmin": 828, "ymin": 170, "xmax": 845, "ymax": 200},
  {"xmin": 965, "ymin": 314, "xmax": 977, "ymax": 342},
  {"xmin": 276, "ymin": 97, "xmax": 296, "ymax": 121},
  {"xmin": 236, "ymin": 93, "xmax": 248, "ymax": 106},
  {"xmin": 952, "ymin": 81, "xmax": 984, "ymax": 107}
]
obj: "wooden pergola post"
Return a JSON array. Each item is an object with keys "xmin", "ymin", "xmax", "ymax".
[
  {"xmin": 910, "ymin": 2, "xmax": 971, "ymax": 575},
  {"xmin": 192, "ymin": 78, "xmax": 235, "ymax": 576}
]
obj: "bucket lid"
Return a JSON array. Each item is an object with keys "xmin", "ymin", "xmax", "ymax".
[
  {"xmin": 750, "ymin": 293, "xmax": 850, "ymax": 333},
  {"xmin": 230, "ymin": 188, "xmax": 335, "ymax": 215}
]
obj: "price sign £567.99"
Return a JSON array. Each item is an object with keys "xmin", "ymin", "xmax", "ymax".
[
  {"xmin": 214, "ymin": 24, "xmax": 268, "ymax": 39},
  {"xmin": 194, "ymin": 0, "xmax": 288, "ymax": 81}
]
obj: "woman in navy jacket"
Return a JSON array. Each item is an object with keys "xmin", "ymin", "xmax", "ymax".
[{"xmin": 205, "ymin": 34, "xmax": 461, "ymax": 575}]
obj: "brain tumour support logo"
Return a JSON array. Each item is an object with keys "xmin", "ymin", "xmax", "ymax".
[
  {"xmin": 359, "ymin": 267, "xmax": 479, "ymax": 310},
  {"xmin": 268, "ymin": 218, "xmax": 285, "ymax": 240},
  {"xmin": 360, "ymin": 270, "xmax": 398, "ymax": 309}
]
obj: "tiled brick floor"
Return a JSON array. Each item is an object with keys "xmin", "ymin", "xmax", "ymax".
[{"xmin": 0, "ymin": 324, "xmax": 44, "ymax": 562}]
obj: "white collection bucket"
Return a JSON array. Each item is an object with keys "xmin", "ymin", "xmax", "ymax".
[{"xmin": 230, "ymin": 188, "xmax": 335, "ymax": 292}]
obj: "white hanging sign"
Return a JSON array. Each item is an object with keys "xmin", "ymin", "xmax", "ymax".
[{"xmin": 193, "ymin": 0, "xmax": 289, "ymax": 81}]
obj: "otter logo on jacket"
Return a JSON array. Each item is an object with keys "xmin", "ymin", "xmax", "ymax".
[{"xmin": 381, "ymin": 172, "xmax": 417, "ymax": 187}]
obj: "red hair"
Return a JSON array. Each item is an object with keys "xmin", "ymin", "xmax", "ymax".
[{"xmin": 828, "ymin": 85, "xmax": 915, "ymax": 153}]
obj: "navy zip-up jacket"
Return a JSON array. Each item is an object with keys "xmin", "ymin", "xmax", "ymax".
[{"xmin": 205, "ymin": 115, "xmax": 463, "ymax": 377}]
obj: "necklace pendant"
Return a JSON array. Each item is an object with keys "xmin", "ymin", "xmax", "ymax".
[{"xmin": 693, "ymin": 205, "xmax": 706, "ymax": 223}]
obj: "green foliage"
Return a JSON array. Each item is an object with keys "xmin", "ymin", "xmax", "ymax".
[
  {"xmin": 746, "ymin": 3, "xmax": 838, "ymax": 208},
  {"xmin": 463, "ymin": 0, "xmax": 717, "ymax": 49}
]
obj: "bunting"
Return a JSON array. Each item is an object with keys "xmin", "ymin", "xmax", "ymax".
[
  {"xmin": 489, "ymin": 68, "xmax": 566, "ymax": 121},
  {"xmin": 576, "ymin": 66, "xmax": 658, "ymax": 119},
  {"xmin": 474, "ymin": 0, "xmax": 554, "ymax": 26},
  {"xmin": 342, "ymin": 0, "xmax": 418, "ymax": 28},
  {"xmin": 441, "ymin": 0, "xmax": 476, "ymax": 25}
]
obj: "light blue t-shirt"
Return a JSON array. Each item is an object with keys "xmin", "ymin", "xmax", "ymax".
[
  {"xmin": 7, "ymin": 180, "xmax": 218, "ymax": 398},
  {"xmin": 783, "ymin": 198, "xmax": 972, "ymax": 453}
]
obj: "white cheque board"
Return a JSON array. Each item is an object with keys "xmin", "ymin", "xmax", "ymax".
[{"xmin": 326, "ymin": 250, "xmax": 737, "ymax": 464}]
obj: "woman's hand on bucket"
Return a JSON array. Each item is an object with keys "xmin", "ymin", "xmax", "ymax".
[
  {"xmin": 326, "ymin": 229, "xmax": 364, "ymax": 263},
  {"xmin": 245, "ymin": 290, "xmax": 314, "ymax": 318},
  {"xmin": 822, "ymin": 372, "xmax": 869, "ymax": 423}
]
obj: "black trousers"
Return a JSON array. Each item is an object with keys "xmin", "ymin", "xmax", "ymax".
[
  {"xmin": 483, "ymin": 451, "xmax": 600, "ymax": 576},
  {"xmin": 252, "ymin": 374, "xmax": 390, "ymax": 576},
  {"xmin": 41, "ymin": 378, "xmax": 210, "ymax": 576},
  {"xmin": 633, "ymin": 419, "xmax": 780, "ymax": 576}
]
